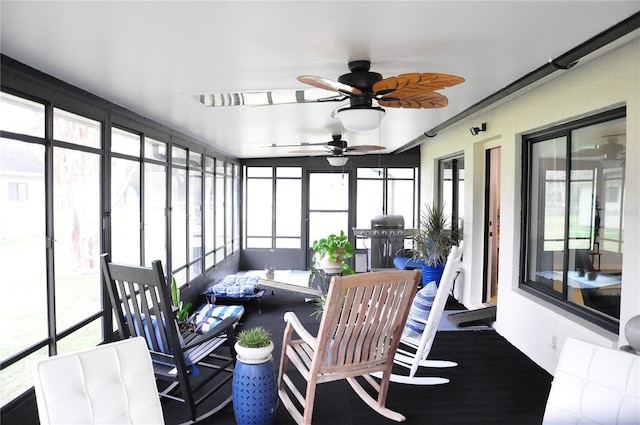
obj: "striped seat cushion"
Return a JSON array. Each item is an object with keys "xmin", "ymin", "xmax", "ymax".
[
  {"xmin": 402, "ymin": 280, "xmax": 437, "ymax": 338},
  {"xmin": 191, "ymin": 303, "xmax": 245, "ymax": 334}
]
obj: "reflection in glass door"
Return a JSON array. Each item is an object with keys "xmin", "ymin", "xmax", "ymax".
[{"xmin": 307, "ymin": 172, "xmax": 350, "ymax": 267}]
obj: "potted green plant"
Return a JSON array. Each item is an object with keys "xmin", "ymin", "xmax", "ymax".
[
  {"xmin": 412, "ymin": 203, "xmax": 461, "ymax": 286},
  {"xmin": 232, "ymin": 326, "xmax": 278, "ymax": 425},
  {"xmin": 234, "ymin": 326, "xmax": 274, "ymax": 364},
  {"xmin": 171, "ymin": 276, "xmax": 192, "ymax": 330},
  {"xmin": 308, "ymin": 262, "xmax": 354, "ymax": 319},
  {"xmin": 311, "ymin": 230, "xmax": 354, "ymax": 274}
]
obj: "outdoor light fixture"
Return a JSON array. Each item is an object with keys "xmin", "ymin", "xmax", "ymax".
[
  {"xmin": 336, "ymin": 106, "xmax": 385, "ymax": 131},
  {"xmin": 470, "ymin": 123, "xmax": 487, "ymax": 136}
]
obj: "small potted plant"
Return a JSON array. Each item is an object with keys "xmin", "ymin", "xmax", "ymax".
[
  {"xmin": 311, "ymin": 230, "xmax": 354, "ymax": 274},
  {"xmin": 234, "ymin": 326, "xmax": 274, "ymax": 364},
  {"xmin": 233, "ymin": 326, "xmax": 278, "ymax": 425}
]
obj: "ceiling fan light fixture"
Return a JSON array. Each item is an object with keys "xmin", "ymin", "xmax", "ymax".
[
  {"xmin": 337, "ymin": 106, "xmax": 385, "ymax": 131},
  {"xmin": 327, "ymin": 156, "xmax": 349, "ymax": 167}
]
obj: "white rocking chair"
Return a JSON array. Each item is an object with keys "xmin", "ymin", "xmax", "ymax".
[{"xmin": 372, "ymin": 242, "xmax": 464, "ymax": 385}]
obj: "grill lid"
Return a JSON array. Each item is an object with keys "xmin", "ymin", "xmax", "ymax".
[{"xmin": 371, "ymin": 214, "xmax": 404, "ymax": 229}]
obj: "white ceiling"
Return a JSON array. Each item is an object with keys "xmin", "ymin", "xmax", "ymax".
[{"xmin": 1, "ymin": 1, "xmax": 638, "ymax": 159}]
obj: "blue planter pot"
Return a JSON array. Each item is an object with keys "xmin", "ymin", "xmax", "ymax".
[
  {"xmin": 232, "ymin": 359, "xmax": 278, "ymax": 425},
  {"xmin": 421, "ymin": 264, "xmax": 445, "ymax": 287}
]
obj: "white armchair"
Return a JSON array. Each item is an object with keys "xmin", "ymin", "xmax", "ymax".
[
  {"xmin": 32, "ymin": 337, "xmax": 164, "ymax": 425},
  {"xmin": 543, "ymin": 337, "xmax": 639, "ymax": 424}
]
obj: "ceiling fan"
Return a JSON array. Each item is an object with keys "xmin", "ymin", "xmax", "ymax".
[
  {"xmin": 194, "ymin": 60, "xmax": 464, "ymax": 130},
  {"xmin": 287, "ymin": 134, "xmax": 385, "ymax": 156},
  {"xmin": 576, "ymin": 134, "xmax": 626, "ymax": 159},
  {"xmin": 284, "ymin": 134, "xmax": 385, "ymax": 165},
  {"xmin": 298, "ymin": 60, "xmax": 464, "ymax": 109},
  {"xmin": 299, "ymin": 60, "xmax": 465, "ymax": 131},
  {"xmin": 575, "ymin": 134, "xmax": 625, "ymax": 168}
]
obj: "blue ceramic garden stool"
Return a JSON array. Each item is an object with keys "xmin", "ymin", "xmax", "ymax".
[{"xmin": 232, "ymin": 359, "xmax": 278, "ymax": 425}]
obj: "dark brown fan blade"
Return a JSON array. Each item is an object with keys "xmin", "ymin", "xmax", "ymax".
[
  {"xmin": 298, "ymin": 75, "xmax": 362, "ymax": 95},
  {"xmin": 372, "ymin": 73, "xmax": 465, "ymax": 95},
  {"xmin": 345, "ymin": 145, "xmax": 386, "ymax": 153},
  {"xmin": 378, "ymin": 91, "xmax": 448, "ymax": 109}
]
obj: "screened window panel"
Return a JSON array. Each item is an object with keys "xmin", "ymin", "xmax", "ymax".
[
  {"xmin": 309, "ymin": 173, "xmax": 349, "ymax": 210},
  {"xmin": 387, "ymin": 178, "xmax": 414, "ymax": 225},
  {"xmin": 276, "ymin": 179, "xmax": 301, "ymax": 237},
  {"xmin": 144, "ymin": 137, "xmax": 166, "ymax": 161},
  {"xmin": 53, "ymin": 147, "xmax": 102, "ymax": 331},
  {"xmin": 204, "ymin": 173, "xmax": 215, "ymax": 253},
  {"xmin": 387, "ymin": 168, "xmax": 414, "ymax": 179},
  {"xmin": 190, "ymin": 151, "xmax": 202, "ymax": 168},
  {"xmin": 225, "ymin": 163, "xmax": 233, "ymax": 249},
  {"xmin": 171, "ymin": 168, "xmax": 187, "ymax": 270},
  {"xmin": 204, "ymin": 156, "xmax": 214, "ymax": 171},
  {"xmin": 246, "ymin": 166, "xmax": 272, "ymax": 177},
  {"xmin": 215, "ymin": 169, "xmax": 225, "ymax": 252},
  {"xmin": 246, "ymin": 179, "xmax": 272, "ymax": 237},
  {"xmin": 144, "ymin": 163, "xmax": 166, "ymax": 266},
  {"xmin": 246, "ymin": 237, "xmax": 273, "ymax": 249},
  {"xmin": 0, "ymin": 92, "xmax": 45, "ymax": 137},
  {"xmin": 0, "ymin": 347, "xmax": 48, "ymax": 407},
  {"xmin": 189, "ymin": 170, "xmax": 202, "ymax": 276},
  {"xmin": 308, "ymin": 211, "xmax": 349, "ymax": 247},
  {"xmin": 0, "ymin": 139, "xmax": 47, "ymax": 358},
  {"xmin": 276, "ymin": 167, "xmax": 301, "ymax": 178},
  {"xmin": 172, "ymin": 146, "xmax": 187, "ymax": 164},
  {"xmin": 54, "ymin": 108, "xmax": 100, "ymax": 148},
  {"xmin": 355, "ymin": 179, "xmax": 382, "ymax": 249},
  {"xmin": 56, "ymin": 319, "xmax": 103, "ymax": 355},
  {"xmin": 205, "ymin": 252, "xmax": 215, "ymax": 270},
  {"xmin": 111, "ymin": 157, "xmax": 141, "ymax": 264},
  {"xmin": 357, "ymin": 168, "xmax": 383, "ymax": 179},
  {"xmin": 233, "ymin": 166, "xmax": 240, "ymax": 252},
  {"xmin": 111, "ymin": 127, "xmax": 140, "ymax": 156},
  {"xmin": 276, "ymin": 238, "xmax": 301, "ymax": 249}
]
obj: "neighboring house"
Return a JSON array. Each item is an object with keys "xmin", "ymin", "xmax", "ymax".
[{"xmin": 0, "ymin": 142, "xmax": 45, "ymax": 239}]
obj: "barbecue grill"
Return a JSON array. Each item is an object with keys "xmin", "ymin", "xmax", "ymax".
[{"xmin": 353, "ymin": 215, "xmax": 417, "ymax": 270}]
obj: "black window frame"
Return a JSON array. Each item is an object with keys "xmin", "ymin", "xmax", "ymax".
[{"xmin": 520, "ymin": 106, "xmax": 626, "ymax": 334}]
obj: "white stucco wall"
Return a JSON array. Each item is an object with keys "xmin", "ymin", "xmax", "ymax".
[{"xmin": 420, "ymin": 36, "xmax": 639, "ymax": 373}]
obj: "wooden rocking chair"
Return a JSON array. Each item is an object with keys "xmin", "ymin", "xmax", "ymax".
[
  {"xmin": 373, "ymin": 243, "xmax": 464, "ymax": 385},
  {"xmin": 101, "ymin": 254, "xmax": 238, "ymax": 423},
  {"xmin": 277, "ymin": 269, "xmax": 421, "ymax": 424}
]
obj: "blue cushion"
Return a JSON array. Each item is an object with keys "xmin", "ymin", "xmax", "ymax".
[
  {"xmin": 394, "ymin": 257, "xmax": 425, "ymax": 270},
  {"xmin": 204, "ymin": 274, "xmax": 260, "ymax": 297},
  {"xmin": 128, "ymin": 313, "xmax": 197, "ymax": 374},
  {"xmin": 403, "ymin": 280, "xmax": 437, "ymax": 338},
  {"xmin": 191, "ymin": 303, "xmax": 244, "ymax": 334}
]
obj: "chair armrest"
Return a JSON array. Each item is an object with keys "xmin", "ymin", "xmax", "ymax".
[{"xmin": 284, "ymin": 312, "xmax": 317, "ymax": 350}]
